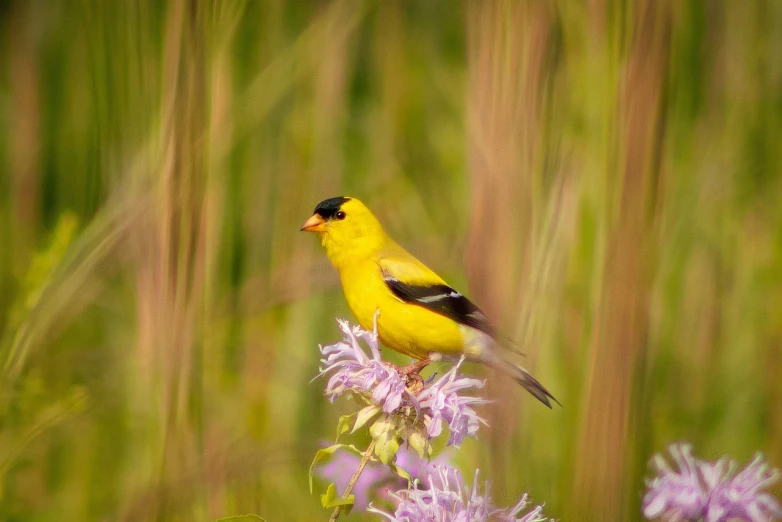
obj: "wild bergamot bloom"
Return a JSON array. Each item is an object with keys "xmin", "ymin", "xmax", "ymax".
[
  {"xmin": 318, "ymin": 317, "xmax": 488, "ymax": 461},
  {"xmin": 320, "ymin": 317, "xmax": 409, "ymax": 414},
  {"xmin": 415, "ymin": 359, "xmax": 487, "ymax": 447},
  {"xmin": 643, "ymin": 444, "xmax": 708, "ymax": 520},
  {"xmin": 701, "ymin": 453, "xmax": 782, "ymax": 522},
  {"xmin": 643, "ymin": 443, "xmax": 782, "ymax": 522},
  {"xmin": 368, "ymin": 464, "xmax": 548, "ymax": 522}
]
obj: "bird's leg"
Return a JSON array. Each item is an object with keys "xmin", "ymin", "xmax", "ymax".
[{"xmin": 397, "ymin": 357, "xmax": 432, "ymax": 376}]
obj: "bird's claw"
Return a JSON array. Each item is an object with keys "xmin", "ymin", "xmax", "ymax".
[
  {"xmin": 394, "ymin": 357, "xmax": 432, "ymax": 394},
  {"xmin": 403, "ymin": 372, "xmax": 424, "ymax": 394}
]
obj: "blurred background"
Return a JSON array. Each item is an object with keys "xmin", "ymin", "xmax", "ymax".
[{"xmin": 1, "ymin": 1, "xmax": 781, "ymax": 520}]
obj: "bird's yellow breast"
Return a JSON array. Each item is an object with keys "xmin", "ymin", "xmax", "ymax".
[{"xmin": 338, "ymin": 259, "xmax": 466, "ymax": 360}]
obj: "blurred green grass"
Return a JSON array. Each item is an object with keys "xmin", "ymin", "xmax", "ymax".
[{"xmin": 1, "ymin": 0, "xmax": 781, "ymax": 520}]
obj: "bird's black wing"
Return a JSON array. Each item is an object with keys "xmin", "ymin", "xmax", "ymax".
[{"xmin": 382, "ymin": 271, "xmax": 495, "ymax": 337}]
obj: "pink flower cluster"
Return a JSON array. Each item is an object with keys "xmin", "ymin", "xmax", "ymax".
[
  {"xmin": 368, "ymin": 465, "xmax": 547, "ymax": 522},
  {"xmin": 643, "ymin": 443, "xmax": 782, "ymax": 522},
  {"xmin": 318, "ymin": 318, "xmax": 487, "ymax": 447}
]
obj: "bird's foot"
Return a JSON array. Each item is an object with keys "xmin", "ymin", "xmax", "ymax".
[
  {"xmin": 404, "ymin": 373, "xmax": 424, "ymax": 394},
  {"xmin": 395, "ymin": 357, "xmax": 432, "ymax": 394}
]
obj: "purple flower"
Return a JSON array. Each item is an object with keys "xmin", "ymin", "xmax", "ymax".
[
  {"xmin": 318, "ymin": 318, "xmax": 488, "ymax": 447},
  {"xmin": 368, "ymin": 465, "xmax": 548, "ymax": 522},
  {"xmin": 643, "ymin": 443, "xmax": 782, "ymax": 522},
  {"xmin": 416, "ymin": 362, "xmax": 489, "ymax": 447},
  {"xmin": 702, "ymin": 453, "xmax": 782, "ymax": 522},
  {"xmin": 319, "ymin": 317, "xmax": 408, "ymax": 414},
  {"xmin": 643, "ymin": 444, "xmax": 708, "ymax": 520}
]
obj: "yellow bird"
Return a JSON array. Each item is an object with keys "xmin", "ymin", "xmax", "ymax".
[{"xmin": 301, "ymin": 196, "xmax": 558, "ymax": 408}]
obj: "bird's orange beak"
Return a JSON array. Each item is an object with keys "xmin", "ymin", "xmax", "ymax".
[{"xmin": 300, "ymin": 214, "xmax": 327, "ymax": 232}]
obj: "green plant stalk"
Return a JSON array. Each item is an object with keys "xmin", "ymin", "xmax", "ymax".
[{"xmin": 328, "ymin": 439, "xmax": 376, "ymax": 522}]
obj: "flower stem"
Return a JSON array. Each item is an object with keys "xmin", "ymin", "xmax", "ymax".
[{"xmin": 328, "ymin": 439, "xmax": 376, "ymax": 522}]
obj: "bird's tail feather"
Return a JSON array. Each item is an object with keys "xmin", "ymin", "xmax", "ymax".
[
  {"xmin": 477, "ymin": 350, "xmax": 560, "ymax": 409},
  {"xmin": 460, "ymin": 325, "xmax": 559, "ymax": 408}
]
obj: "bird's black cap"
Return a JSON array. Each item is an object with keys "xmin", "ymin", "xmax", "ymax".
[{"xmin": 313, "ymin": 197, "xmax": 350, "ymax": 219}]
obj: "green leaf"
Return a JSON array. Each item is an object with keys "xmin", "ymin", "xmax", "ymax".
[
  {"xmin": 370, "ymin": 416, "xmax": 401, "ymax": 465},
  {"xmin": 375, "ymin": 434, "xmax": 399, "ymax": 465},
  {"xmin": 351, "ymin": 404, "xmax": 380, "ymax": 434},
  {"xmin": 369, "ymin": 415, "xmax": 393, "ymax": 439},
  {"xmin": 308, "ymin": 444, "xmax": 361, "ymax": 493},
  {"xmin": 336, "ymin": 414, "xmax": 354, "ymax": 441},
  {"xmin": 389, "ymin": 461, "xmax": 412, "ymax": 487},
  {"xmin": 320, "ymin": 482, "xmax": 355, "ymax": 513},
  {"xmin": 406, "ymin": 426, "xmax": 432, "ymax": 460},
  {"xmin": 320, "ymin": 483, "xmax": 338, "ymax": 507},
  {"xmin": 215, "ymin": 515, "xmax": 266, "ymax": 522}
]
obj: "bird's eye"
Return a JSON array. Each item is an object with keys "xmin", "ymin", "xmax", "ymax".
[{"xmin": 335, "ymin": 210, "xmax": 346, "ymax": 220}]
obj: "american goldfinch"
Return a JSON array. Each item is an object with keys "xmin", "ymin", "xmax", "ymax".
[{"xmin": 301, "ymin": 196, "xmax": 558, "ymax": 408}]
